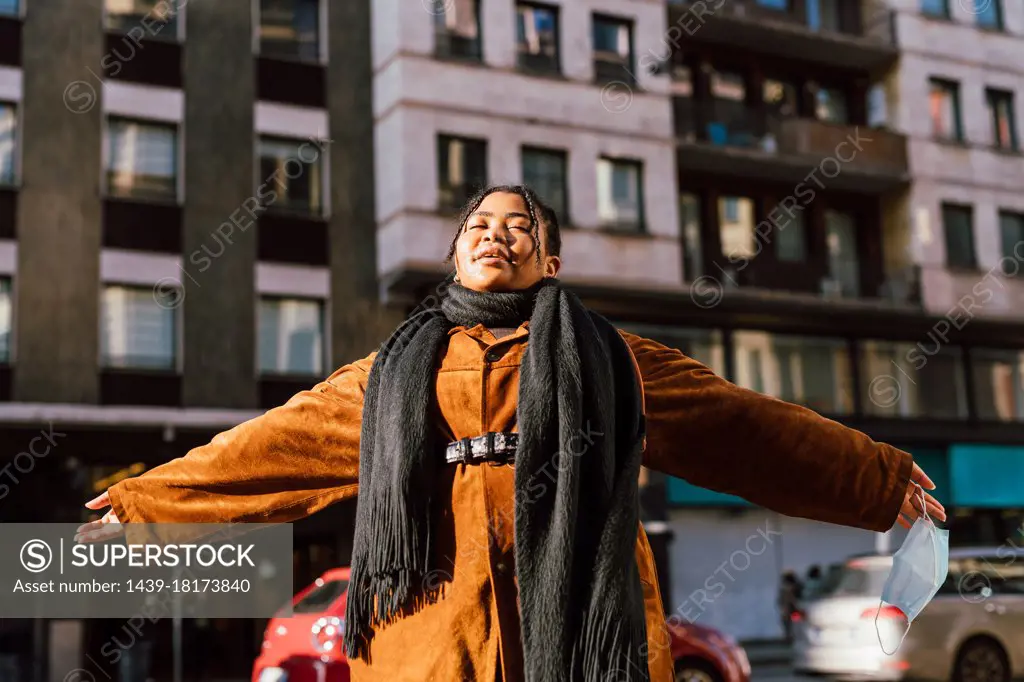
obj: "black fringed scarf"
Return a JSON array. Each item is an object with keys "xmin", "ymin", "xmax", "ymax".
[{"xmin": 343, "ymin": 277, "xmax": 650, "ymax": 681}]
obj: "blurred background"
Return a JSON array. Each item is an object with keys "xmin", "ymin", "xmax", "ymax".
[{"xmin": 0, "ymin": 0, "xmax": 1022, "ymax": 679}]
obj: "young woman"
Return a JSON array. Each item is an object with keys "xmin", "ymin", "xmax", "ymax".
[{"xmin": 79, "ymin": 185, "xmax": 944, "ymax": 682}]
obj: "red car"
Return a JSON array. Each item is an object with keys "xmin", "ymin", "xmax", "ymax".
[
  {"xmin": 253, "ymin": 568, "xmax": 751, "ymax": 682},
  {"xmin": 666, "ymin": 619, "xmax": 751, "ymax": 682}
]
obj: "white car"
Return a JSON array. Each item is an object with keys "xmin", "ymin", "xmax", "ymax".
[{"xmin": 793, "ymin": 547, "xmax": 1024, "ymax": 682}]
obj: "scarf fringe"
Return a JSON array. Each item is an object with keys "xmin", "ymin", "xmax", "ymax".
[{"xmin": 577, "ymin": 608, "xmax": 649, "ymax": 682}]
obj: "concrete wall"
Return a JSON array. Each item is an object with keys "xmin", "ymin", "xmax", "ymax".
[
  {"xmin": 15, "ymin": 0, "xmax": 104, "ymax": 403},
  {"xmin": 180, "ymin": 2, "xmax": 258, "ymax": 408},
  {"xmin": 888, "ymin": 1, "xmax": 1024, "ymax": 318},
  {"xmin": 372, "ymin": 0, "xmax": 682, "ymax": 292}
]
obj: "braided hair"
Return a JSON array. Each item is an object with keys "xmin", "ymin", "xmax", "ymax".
[{"xmin": 444, "ymin": 184, "xmax": 562, "ymax": 268}]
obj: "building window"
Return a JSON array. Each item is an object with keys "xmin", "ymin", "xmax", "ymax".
[
  {"xmin": 776, "ymin": 210, "xmax": 807, "ymax": 262},
  {"xmin": 764, "ymin": 78, "xmax": 799, "ymax": 117},
  {"xmin": 929, "ymin": 79, "xmax": 963, "ymax": 141},
  {"xmin": 619, "ymin": 324, "xmax": 726, "ymax": 375},
  {"xmin": 986, "ymin": 89, "xmax": 1018, "ymax": 151},
  {"xmin": 259, "ymin": 0, "xmax": 320, "ymax": 62},
  {"xmin": 860, "ymin": 341, "xmax": 967, "ymax": 419},
  {"xmin": 592, "ymin": 15, "xmax": 633, "ymax": 85},
  {"xmin": 671, "ymin": 65, "xmax": 693, "ymax": 98},
  {"xmin": 517, "ymin": 3, "xmax": 559, "ymax": 74},
  {"xmin": 101, "ymin": 284, "xmax": 178, "ymax": 370},
  {"xmin": 942, "ymin": 203, "xmax": 976, "ymax": 269},
  {"xmin": 825, "ymin": 210, "xmax": 859, "ymax": 297},
  {"xmin": 438, "ymin": 135, "xmax": 487, "ymax": 212},
  {"xmin": 975, "ymin": 0, "xmax": 1003, "ymax": 30},
  {"xmin": 972, "ymin": 349, "xmax": 1024, "ymax": 422},
  {"xmin": 920, "ymin": 0, "xmax": 950, "ymax": 17},
  {"xmin": 0, "ymin": 103, "xmax": 14, "ymax": 186},
  {"xmin": 681, "ymin": 193, "xmax": 703, "ymax": 280},
  {"xmin": 718, "ymin": 196, "xmax": 756, "ymax": 261},
  {"xmin": 597, "ymin": 158, "xmax": 643, "ymax": 232},
  {"xmin": 258, "ymin": 297, "xmax": 325, "ymax": 377},
  {"xmin": 521, "ymin": 147, "xmax": 568, "ymax": 224},
  {"xmin": 258, "ymin": 136, "xmax": 324, "ymax": 216},
  {"xmin": 105, "ymin": 0, "xmax": 179, "ymax": 39},
  {"xmin": 807, "ymin": 0, "xmax": 842, "ymax": 32},
  {"xmin": 815, "ymin": 86, "xmax": 848, "ymax": 124},
  {"xmin": 435, "ymin": 0, "xmax": 482, "ymax": 61},
  {"xmin": 734, "ymin": 332, "xmax": 853, "ymax": 414},
  {"xmin": 0, "ymin": 0, "xmax": 18, "ymax": 16},
  {"xmin": 0, "ymin": 278, "xmax": 10, "ymax": 364},
  {"xmin": 1000, "ymin": 211, "xmax": 1024, "ymax": 275},
  {"xmin": 106, "ymin": 118, "xmax": 178, "ymax": 201}
]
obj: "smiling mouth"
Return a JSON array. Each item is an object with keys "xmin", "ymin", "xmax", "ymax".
[{"xmin": 474, "ymin": 253, "xmax": 512, "ymax": 265}]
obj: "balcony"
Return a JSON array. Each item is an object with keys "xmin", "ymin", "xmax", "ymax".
[
  {"xmin": 674, "ymin": 98, "xmax": 909, "ymax": 193},
  {"xmin": 667, "ymin": 0, "xmax": 898, "ymax": 75}
]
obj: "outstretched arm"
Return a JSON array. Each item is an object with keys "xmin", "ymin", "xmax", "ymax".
[
  {"xmin": 621, "ymin": 332, "xmax": 943, "ymax": 532},
  {"xmin": 78, "ymin": 353, "xmax": 374, "ymax": 540}
]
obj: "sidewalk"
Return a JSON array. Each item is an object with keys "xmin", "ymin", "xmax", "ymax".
[{"xmin": 739, "ymin": 639, "xmax": 793, "ymax": 666}]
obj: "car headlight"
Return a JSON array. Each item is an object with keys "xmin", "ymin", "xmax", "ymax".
[
  {"xmin": 311, "ymin": 616, "xmax": 345, "ymax": 654},
  {"xmin": 257, "ymin": 668, "xmax": 288, "ymax": 682}
]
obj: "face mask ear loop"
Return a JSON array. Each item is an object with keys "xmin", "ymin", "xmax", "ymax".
[
  {"xmin": 916, "ymin": 482, "xmax": 930, "ymax": 524},
  {"xmin": 875, "ymin": 599, "xmax": 911, "ymax": 656}
]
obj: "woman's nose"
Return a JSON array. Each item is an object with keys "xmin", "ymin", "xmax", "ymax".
[{"xmin": 482, "ymin": 226, "xmax": 509, "ymax": 243}]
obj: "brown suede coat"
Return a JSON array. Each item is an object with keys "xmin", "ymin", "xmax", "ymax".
[{"xmin": 107, "ymin": 324, "xmax": 913, "ymax": 682}]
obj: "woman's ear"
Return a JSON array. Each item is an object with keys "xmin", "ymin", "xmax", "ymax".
[{"xmin": 545, "ymin": 256, "xmax": 561, "ymax": 278}]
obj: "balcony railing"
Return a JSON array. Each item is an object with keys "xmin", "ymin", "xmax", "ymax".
[
  {"xmin": 674, "ymin": 98, "xmax": 908, "ymax": 176},
  {"xmin": 667, "ymin": 0, "xmax": 896, "ymax": 47}
]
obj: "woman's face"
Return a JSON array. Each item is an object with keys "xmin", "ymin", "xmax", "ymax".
[{"xmin": 454, "ymin": 191, "xmax": 561, "ymax": 292}]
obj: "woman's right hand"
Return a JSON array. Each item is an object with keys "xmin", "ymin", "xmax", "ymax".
[{"xmin": 76, "ymin": 490, "xmax": 124, "ymax": 543}]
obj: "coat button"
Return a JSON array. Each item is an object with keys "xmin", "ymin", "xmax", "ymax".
[
  {"xmin": 495, "ymin": 562, "xmax": 508, "ymax": 575},
  {"xmin": 485, "ymin": 350, "xmax": 503, "ymax": 363}
]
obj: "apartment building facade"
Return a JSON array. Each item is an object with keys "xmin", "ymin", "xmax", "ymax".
[
  {"xmin": 0, "ymin": 0, "xmax": 380, "ymax": 678},
  {"xmin": 648, "ymin": 0, "xmax": 1024, "ymax": 640}
]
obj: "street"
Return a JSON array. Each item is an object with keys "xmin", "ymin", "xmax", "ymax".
[{"xmin": 753, "ymin": 661, "xmax": 809, "ymax": 682}]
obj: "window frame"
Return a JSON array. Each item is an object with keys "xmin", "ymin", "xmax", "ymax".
[
  {"xmin": 255, "ymin": 134, "xmax": 329, "ymax": 218},
  {"xmin": 591, "ymin": 13, "xmax": 635, "ymax": 86},
  {"xmin": 437, "ymin": 133, "xmax": 488, "ymax": 214},
  {"xmin": 103, "ymin": 116, "xmax": 182, "ymax": 204},
  {"xmin": 941, "ymin": 202, "xmax": 977, "ymax": 270},
  {"xmin": 986, "ymin": 88, "xmax": 1019, "ymax": 152},
  {"xmin": 433, "ymin": 0, "xmax": 484, "ymax": 63},
  {"xmin": 732, "ymin": 330, "xmax": 855, "ymax": 416},
  {"xmin": 929, "ymin": 78, "xmax": 964, "ymax": 142},
  {"xmin": 256, "ymin": 294, "xmax": 328, "ymax": 379},
  {"xmin": 999, "ymin": 211, "xmax": 1024, "ymax": 274},
  {"xmin": 254, "ymin": 0, "xmax": 328, "ymax": 65},
  {"xmin": 974, "ymin": 0, "xmax": 1004, "ymax": 30},
  {"xmin": 0, "ymin": 276, "xmax": 14, "ymax": 366},
  {"xmin": 596, "ymin": 156, "xmax": 645, "ymax": 234},
  {"xmin": 103, "ymin": 0, "xmax": 185, "ymax": 42},
  {"xmin": 0, "ymin": 100, "xmax": 19, "ymax": 188},
  {"xmin": 99, "ymin": 282, "xmax": 183, "ymax": 373},
  {"xmin": 858, "ymin": 340, "xmax": 968, "ymax": 420},
  {"xmin": 920, "ymin": 0, "xmax": 951, "ymax": 19},
  {"xmin": 515, "ymin": 1, "xmax": 561, "ymax": 75},
  {"xmin": 520, "ymin": 145, "xmax": 569, "ymax": 226},
  {"xmin": 970, "ymin": 348, "xmax": 1024, "ymax": 422},
  {"xmin": 0, "ymin": 0, "xmax": 23, "ymax": 18}
]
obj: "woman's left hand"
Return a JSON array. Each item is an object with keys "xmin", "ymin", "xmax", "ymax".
[{"xmin": 897, "ymin": 462, "xmax": 946, "ymax": 529}]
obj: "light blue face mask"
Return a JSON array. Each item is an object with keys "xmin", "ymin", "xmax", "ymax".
[{"xmin": 875, "ymin": 483, "xmax": 950, "ymax": 655}]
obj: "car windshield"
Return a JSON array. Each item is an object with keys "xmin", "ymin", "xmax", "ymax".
[
  {"xmin": 292, "ymin": 579, "xmax": 348, "ymax": 614},
  {"xmin": 816, "ymin": 564, "xmax": 889, "ymax": 598}
]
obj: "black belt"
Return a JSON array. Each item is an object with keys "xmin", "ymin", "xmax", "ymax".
[{"xmin": 445, "ymin": 432, "xmax": 517, "ymax": 465}]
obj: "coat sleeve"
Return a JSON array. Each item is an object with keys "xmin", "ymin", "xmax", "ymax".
[
  {"xmin": 106, "ymin": 353, "xmax": 375, "ymax": 525},
  {"xmin": 620, "ymin": 331, "xmax": 912, "ymax": 532}
]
